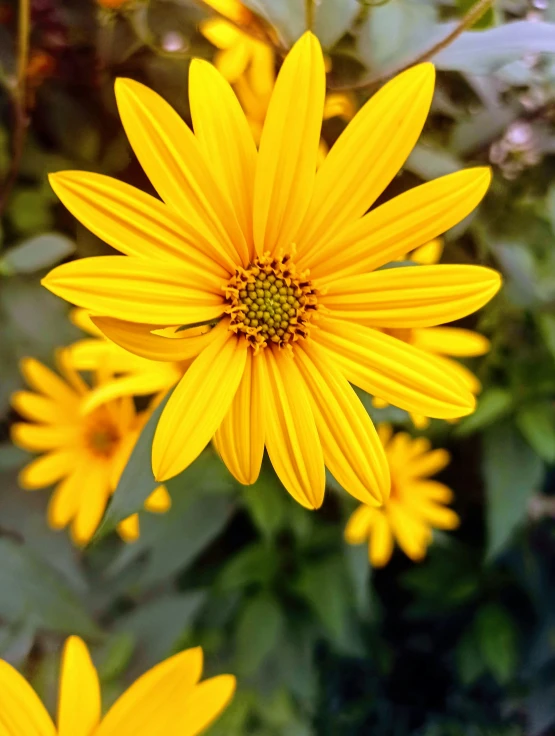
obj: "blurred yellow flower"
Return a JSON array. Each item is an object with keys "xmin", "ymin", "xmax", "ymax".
[
  {"xmin": 0, "ymin": 635, "xmax": 235, "ymax": 736},
  {"xmin": 11, "ymin": 353, "xmax": 171, "ymax": 545},
  {"xmin": 43, "ymin": 32, "xmax": 500, "ymax": 511},
  {"xmin": 373, "ymin": 238, "xmax": 491, "ymax": 429},
  {"xmin": 345, "ymin": 424, "xmax": 459, "ymax": 567}
]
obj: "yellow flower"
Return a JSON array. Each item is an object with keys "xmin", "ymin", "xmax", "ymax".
[
  {"xmin": 11, "ymin": 353, "xmax": 171, "ymax": 545},
  {"xmin": 0, "ymin": 635, "xmax": 235, "ymax": 736},
  {"xmin": 200, "ymin": 0, "xmax": 264, "ymax": 84},
  {"xmin": 373, "ymin": 238, "xmax": 491, "ymax": 429},
  {"xmin": 345, "ymin": 424, "xmax": 459, "ymax": 567},
  {"xmin": 42, "ymin": 33, "xmax": 501, "ymax": 511}
]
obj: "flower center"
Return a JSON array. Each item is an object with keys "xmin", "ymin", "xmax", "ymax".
[
  {"xmin": 225, "ymin": 254, "xmax": 318, "ymax": 351},
  {"xmin": 85, "ymin": 420, "xmax": 120, "ymax": 457}
]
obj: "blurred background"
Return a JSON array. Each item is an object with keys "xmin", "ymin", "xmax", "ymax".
[{"xmin": 2, "ymin": 0, "xmax": 555, "ymax": 733}]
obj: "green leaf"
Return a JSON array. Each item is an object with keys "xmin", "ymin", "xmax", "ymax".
[
  {"xmin": 455, "ymin": 628, "xmax": 486, "ymax": 686},
  {"xmin": 313, "ymin": 0, "xmax": 360, "ymax": 48},
  {"xmin": 475, "ymin": 604, "xmax": 518, "ymax": 685},
  {"xmin": 455, "ymin": 388, "xmax": 513, "ymax": 437},
  {"xmin": 0, "ymin": 538, "xmax": 98, "ymax": 636},
  {"xmin": 114, "ymin": 592, "xmax": 207, "ymax": 669},
  {"xmin": 516, "ymin": 402, "xmax": 555, "ymax": 463},
  {"xmin": 433, "ymin": 21, "xmax": 555, "ymax": 75},
  {"xmin": 538, "ymin": 312, "xmax": 555, "ymax": 363},
  {"xmin": 7, "ymin": 188, "xmax": 54, "ymax": 235},
  {"xmin": 234, "ymin": 593, "xmax": 284, "ymax": 676},
  {"xmin": 1, "ymin": 233, "xmax": 75, "ymax": 275},
  {"xmin": 483, "ymin": 423, "xmax": 544, "ymax": 557},
  {"xmin": 241, "ymin": 465, "xmax": 288, "ymax": 539},
  {"xmin": 218, "ymin": 543, "xmax": 278, "ymax": 592},
  {"xmin": 294, "ymin": 558, "xmax": 351, "ymax": 643},
  {"xmin": 97, "ymin": 394, "xmax": 169, "ymax": 535}
]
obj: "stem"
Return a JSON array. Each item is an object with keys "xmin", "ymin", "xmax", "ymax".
[
  {"xmin": 305, "ymin": 0, "xmax": 314, "ymax": 31},
  {"xmin": 330, "ymin": 0, "xmax": 494, "ymax": 92},
  {"xmin": 0, "ymin": 0, "xmax": 31, "ymax": 214}
]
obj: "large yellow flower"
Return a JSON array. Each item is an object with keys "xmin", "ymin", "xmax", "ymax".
[
  {"xmin": 0, "ymin": 635, "xmax": 235, "ymax": 735},
  {"xmin": 11, "ymin": 353, "xmax": 170, "ymax": 545},
  {"xmin": 42, "ymin": 33, "xmax": 501, "ymax": 511},
  {"xmin": 345, "ymin": 424, "xmax": 459, "ymax": 567}
]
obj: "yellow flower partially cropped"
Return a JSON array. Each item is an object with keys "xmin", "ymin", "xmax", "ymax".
[
  {"xmin": 345, "ymin": 424, "xmax": 459, "ymax": 567},
  {"xmin": 0, "ymin": 635, "xmax": 235, "ymax": 736},
  {"xmin": 42, "ymin": 33, "xmax": 501, "ymax": 512},
  {"xmin": 200, "ymin": 0, "xmax": 265, "ymax": 84},
  {"xmin": 374, "ymin": 238, "xmax": 491, "ymax": 428},
  {"xmin": 11, "ymin": 353, "xmax": 171, "ymax": 545}
]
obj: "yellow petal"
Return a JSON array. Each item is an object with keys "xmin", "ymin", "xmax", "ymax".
[
  {"xmin": 314, "ymin": 316, "xmax": 475, "ymax": 419},
  {"xmin": 214, "ymin": 43, "xmax": 250, "ymax": 83},
  {"xmin": 19, "ymin": 358, "xmax": 78, "ymax": 407},
  {"xmin": 323, "ymin": 92, "xmax": 357, "ymax": 121},
  {"xmin": 303, "ymin": 168, "xmax": 492, "ymax": 280},
  {"xmin": 177, "ymin": 675, "xmax": 236, "ymax": 736},
  {"xmin": 296, "ymin": 342, "xmax": 389, "ymax": 505},
  {"xmin": 57, "ymin": 636, "xmax": 101, "ymax": 736},
  {"xmin": 409, "ymin": 237, "xmax": 443, "ymax": 265},
  {"xmin": 18, "ymin": 450, "xmax": 76, "ymax": 490},
  {"xmin": 425, "ymin": 352, "xmax": 482, "ymax": 395},
  {"xmin": 202, "ymin": 0, "xmax": 252, "ymax": 24},
  {"xmin": 144, "ymin": 485, "xmax": 171, "ymax": 512},
  {"xmin": 47, "ymin": 468, "xmax": 85, "ymax": 530},
  {"xmin": 11, "ymin": 424, "xmax": 76, "ymax": 452},
  {"xmin": 117, "ymin": 514, "xmax": 140, "ymax": 542},
  {"xmin": 11, "ymin": 391, "xmax": 66, "ymax": 424},
  {"xmin": 417, "ymin": 501, "xmax": 459, "ymax": 530},
  {"xmin": 297, "ymin": 64, "xmax": 435, "ymax": 263},
  {"xmin": 410, "ymin": 413, "xmax": 430, "ymax": 430},
  {"xmin": 258, "ymin": 349, "xmax": 325, "ymax": 510},
  {"xmin": 81, "ymin": 371, "xmax": 177, "ymax": 415},
  {"xmin": 387, "ymin": 502, "xmax": 431, "ymax": 562},
  {"xmin": 69, "ymin": 462, "xmax": 111, "ymax": 546},
  {"xmin": 189, "ymin": 59, "xmax": 256, "ymax": 256},
  {"xmin": 115, "ymin": 78, "xmax": 248, "ymax": 267},
  {"xmin": 344, "ymin": 504, "xmax": 376, "ymax": 544},
  {"xmin": 413, "ymin": 479, "xmax": 454, "ymax": 504},
  {"xmin": 48, "ymin": 172, "xmax": 231, "ymax": 277},
  {"xmin": 213, "ymin": 350, "xmax": 264, "ymax": 485},
  {"xmin": 92, "ymin": 316, "xmax": 216, "ymax": 363},
  {"xmin": 153, "ymin": 322, "xmax": 247, "ymax": 482},
  {"xmin": 411, "ymin": 326, "xmax": 490, "ymax": 357},
  {"xmin": 368, "ymin": 511, "xmax": 395, "ymax": 568},
  {"xmin": 0, "ymin": 659, "xmax": 56, "ymax": 736},
  {"xmin": 200, "ymin": 18, "xmax": 243, "ymax": 49},
  {"xmin": 322, "ymin": 265, "xmax": 501, "ymax": 328},
  {"xmin": 407, "ymin": 448, "xmax": 450, "ymax": 478},
  {"xmin": 70, "ymin": 308, "xmax": 102, "ymax": 336},
  {"xmin": 42, "ymin": 257, "xmax": 224, "ymax": 325},
  {"xmin": 253, "ymin": 32, "xmax": 325, "ymax": 256},
  {"xmin": 377, "ymin": 422, "xmax": 393, "ymax": 447},
  {"xmin": 95, "ymin": 648, "xmax": 203, "ymax": 736}
]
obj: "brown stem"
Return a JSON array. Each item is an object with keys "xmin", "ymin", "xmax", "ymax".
[
  {"xmin": 0, "ymin": 0, "xmax": 31, "ymax": 215},
  {"xmin": 305, "ymin": 0, "xmax": 314, "ymax": 31},
  {"xmin": 329, "ymin": 0, "xmax": 494, "ymax": 92}
]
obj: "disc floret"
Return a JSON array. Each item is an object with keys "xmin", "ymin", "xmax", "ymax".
[{"xmin": 225, "ymin": 253, "xmax": 319, "ymax": 351}]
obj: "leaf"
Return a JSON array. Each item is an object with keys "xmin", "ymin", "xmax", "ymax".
[
  {"xmin": 492, "ymin": 243, "xmax": 539, "ymax": 307},
  {"xmin": 455, "ymin": 387, "xmax": 513, "ymax": 437},
  {"xmin": 114, "ymin": 592, "xmax": 207, "ymax": 669},
  {"xmin": 294, "ymin": 557, "xmax": 351, "ymax": 643},
  {"xmin": 516, "ymin": 401, "xmax": 555, "ymax": 463},
  {"xmin": 455, "ymin": 628, "xmax": 486, "ymax": 686},
  {"xmin": 242, "ymin": 0, "xmax": 304, "ymax": 45},
  {"xmin": 483, "ymin": 423, "xmax": 544, "ymax": 558},
  {"xmin": 97, "ymin": 394, "xmax": 170, "ymax": 535},
  {"xmin": 538, "ymin": 312, "xmax": 555, "ymax": 363},
  {"xmin": 313, "ymin": 0, "xmax": 360, "ymax": 48},
  {"xmin": 0, "ymin": 537, "xmax": 98, "ymax": 636},
  {"xmin": 433, "ymin": 21, "xmax": 555, "ymax": 75},
  {"xmin": 241, "ymin": 465, "xmax": 288, "ymax": 539},
  {"xmin": 356, "ymin": 0, "xmax": 438, "ymax": 73},
  {"xmin": 475, "ymin": 604, "xmax": 518, "ymax": 685},
  {"xmin": 0, "ymin": 233, "xmax": 75, "ymax": 275},
  {"xmin": 7, "ymin": 188, "xmax": 54, "ymax": 235},
  {"xmin": 234, "ymin": 593, "xmax": 284, "ymax": 676},
  {"xmin": 218, "ymin": 543, "xmax": 278, "ymax": 592},
  {"xmin": 405, "ymin": 142, "xmax": 462, "ymax": 181}
]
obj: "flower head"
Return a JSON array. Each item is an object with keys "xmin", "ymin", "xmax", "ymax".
[
  {"xmin": 11, "ymin": 352, "xmax": 170, "ymax": 545},
  {"xmin": 0, "ymin": 636, "xmax": 235, "ymax": 735},
  {"xmin": 345, "ymin": 424, "xmax": 459, "ymax": 567},
  {"xmin": 42, "ymin": 33, "xmax": 501, "ymax": 511}
]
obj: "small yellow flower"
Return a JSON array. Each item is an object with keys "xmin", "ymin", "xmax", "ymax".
[
  {"xmin": 0, "ymin": 635, "xmax": 235, "ymax": 735},
  {"xmin": 42, "ymin": 33, "xmax": 501, "ymax": 511},
  {"xmin": 345, "ymin": 424, "xmax": 459, "ymax": 567},
  {"xmin": 373, "ymin": 238, "xmax": 491, "ymax": 429},
  {"xmin": 11, "ymin": 353, "xmax": 171, "ymax": 545}
]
